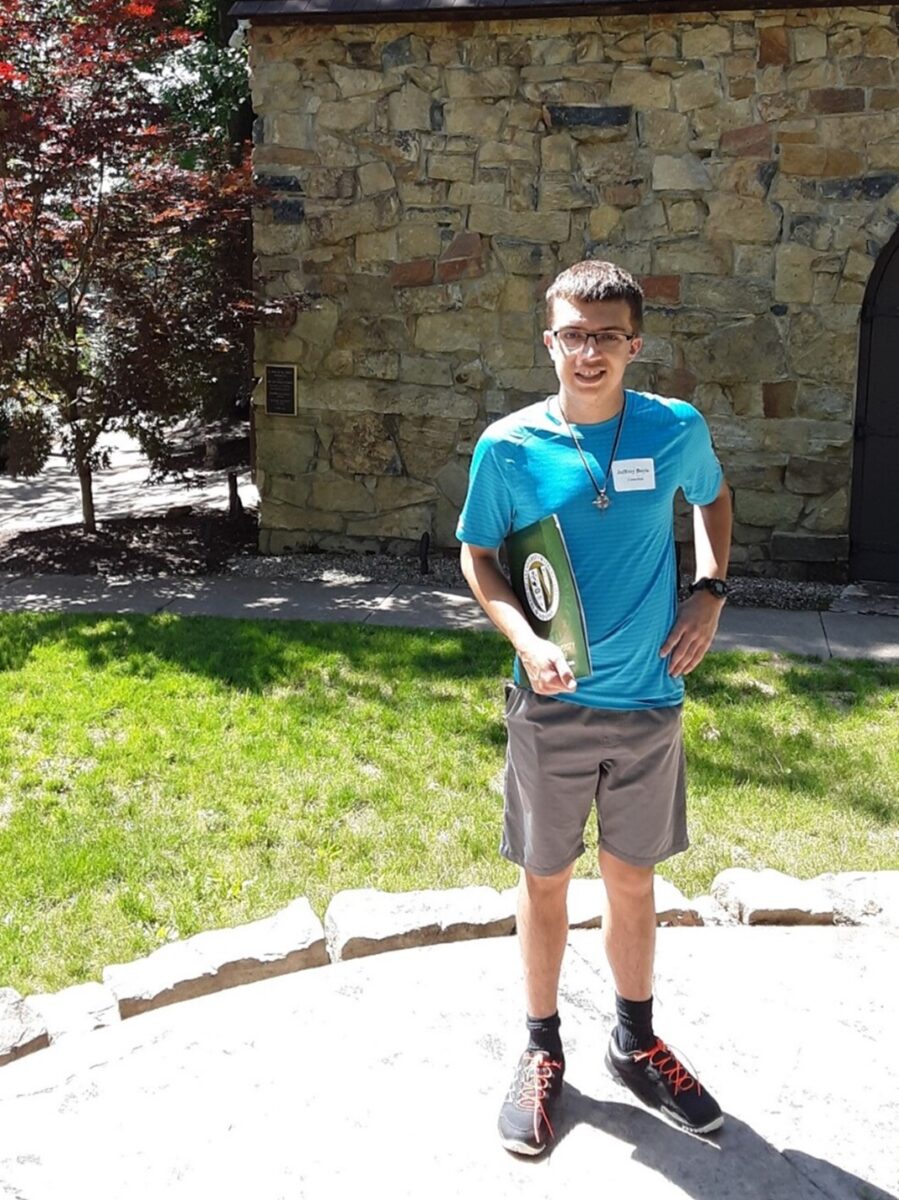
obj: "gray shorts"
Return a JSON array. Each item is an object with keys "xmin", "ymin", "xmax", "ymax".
[{"xmin": 501, "ymin": 686, "xmax": 688, "ymax": 875}]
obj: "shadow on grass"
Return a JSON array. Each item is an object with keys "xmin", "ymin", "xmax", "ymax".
[
  {"xmin": 688, "ymin": 721, "xmax": 895, "ymax": 824},
  {"xmin": 689, "ymin": 651, "xmax": 899, "ymax": 710},
  {"xmin": 2, "ymin": 619, "xmax": 896, "ymax": 809},
  {"xmin": 686, "ymin": 653, "xmax": 899, "ymax": 826},
  {"xmin": 0, "ymin": 610, "xmax": 512, "ymax": 746}
]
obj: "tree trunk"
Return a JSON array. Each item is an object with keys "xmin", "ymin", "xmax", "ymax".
[
  {"xmin": 228, "ymin": 470, "xmax": 243, "ymax": 520},
  {"xmin": 78, "ymin": 462, "xmax": 96, "ymax": 533}
]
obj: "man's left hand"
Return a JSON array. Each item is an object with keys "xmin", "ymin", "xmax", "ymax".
[{"xmin": 660, "ymin": 591, "xmax": 725, "ymax": 677}]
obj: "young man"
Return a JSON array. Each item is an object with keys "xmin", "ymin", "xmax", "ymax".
[{"xmin": 456, "ymin": 260, "xmax": 732, "ymax": 1155}]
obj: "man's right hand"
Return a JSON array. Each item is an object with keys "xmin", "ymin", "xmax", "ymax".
[
  {"xmin": 459, "ymin": 545, "xmax": 578, "ymax": 696},
  {"xmin": 516, "ymin": 636, "xmax": 578, "ymax": 695}
]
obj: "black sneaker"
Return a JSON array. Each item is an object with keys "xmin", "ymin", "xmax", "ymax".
[
  {"xmin": 605, "ymin": 1031, "xmax": 723, "ymax": 1134},
  {"xmin": 497, "ymin": 1049, "xmax": 565, "ymax": 1155}
]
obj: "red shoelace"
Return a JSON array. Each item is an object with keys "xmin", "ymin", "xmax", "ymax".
[
  {"xmin": 633, "ymin": 1039, "xmax": 702, "ymax": 1096},
  {"xmin": 515, "ymin": 1052, "xmax": 563, "ymax": 1142}
]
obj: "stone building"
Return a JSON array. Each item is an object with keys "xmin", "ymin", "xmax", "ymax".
[{"xmin": 229, "ymin": 0, "xmax": 899, "ymax": 581}]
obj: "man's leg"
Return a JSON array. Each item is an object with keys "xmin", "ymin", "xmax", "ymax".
[
  {"xmin": 497, "ymin": 864, "xmax": 573, "ymax": 1155},
  {"xmin": 498, "ymin": 689, "xmax": 595, "ymax": 1154},
  {"xmin": 518, "ymin": 863, "xmax": 575, "ymax": 1018},
  {"xmin": 600, "ymin": 852, "xmax": 724, "ymax": 1134},
  {"xmin": 599, "ymin": 847, "xmax": 655, "ymax": 1003},
  {"xmin": 595, "ymin": 709, "xmax": 676, "ymax": 1057}
]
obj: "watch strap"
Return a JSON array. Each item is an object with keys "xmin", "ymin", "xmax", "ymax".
[{"xmin": 689, "ymin": 576, "xmax": 728, "ymax": 598}]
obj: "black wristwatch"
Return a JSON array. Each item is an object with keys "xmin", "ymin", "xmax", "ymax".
[{"xmin": 689, "ymin": 577, "xmax": 728, "ymax": 600}]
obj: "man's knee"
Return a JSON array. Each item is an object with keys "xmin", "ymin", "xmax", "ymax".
[
  {"xmin": 599, "ymin": 849, "xmax": 655, "ymax": 902},
  {"xmin": 520, "ymin": 863, "xmax": 574, "ymax": 901}
]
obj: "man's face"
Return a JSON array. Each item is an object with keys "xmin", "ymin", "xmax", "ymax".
[{"xmin": 543, "ymin": 296, "xmax": 642, "ymax": 408}]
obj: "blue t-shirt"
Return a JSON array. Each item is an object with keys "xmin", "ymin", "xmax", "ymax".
[{"xmin": 456, "ymin": 390, "xmax": 723, "ymax": 711}]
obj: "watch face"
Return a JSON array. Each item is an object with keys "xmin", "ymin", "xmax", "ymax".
[{"xmin": 693, "ymin": 578, "xmax": 727, "ymax": 597}]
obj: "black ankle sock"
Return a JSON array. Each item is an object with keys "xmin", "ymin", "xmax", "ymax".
[
  {"xmin": 526, "ymin": 1011, "xmax": 564, "ymax": 1063},
  {"xmin": 614, "ymin": 995, "xmax": 655, "ymax": 1054}
]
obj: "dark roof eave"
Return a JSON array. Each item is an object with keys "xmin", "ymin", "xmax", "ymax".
[{"xmin": 228, "ymin": 0, "xmax": 845, "ymax": 23}]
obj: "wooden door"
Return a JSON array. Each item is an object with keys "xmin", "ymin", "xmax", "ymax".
[{"xmin": 850, "ymin": 231, "xmax": 899, "ymax": 583}]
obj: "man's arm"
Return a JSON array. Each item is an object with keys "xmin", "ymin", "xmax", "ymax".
[
  {"xmin": 460, "ymin": 543, "xmax": 577, "ymax": 696},
  {"xmin": 660, "ymin": 478, "xmax": 733, "ymax": 677}
]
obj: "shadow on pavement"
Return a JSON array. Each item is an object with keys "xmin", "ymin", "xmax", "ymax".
[{"xmin": 543, "ymin": 1085, "xmax": 897, "ymax": 1200}]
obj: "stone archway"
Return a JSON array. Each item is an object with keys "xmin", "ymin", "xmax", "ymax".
[{"xmin": 850, "ymin": 229, "xmax": 899, "ymax": 583}]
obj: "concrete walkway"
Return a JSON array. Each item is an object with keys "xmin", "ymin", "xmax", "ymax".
[
  {"xmin": 0, "ymin": 570, "xmax": 896, "ymax": 661},
  {"xmin": 0, "ymin": 928, "xmax": 896, "ymax": 1200}
]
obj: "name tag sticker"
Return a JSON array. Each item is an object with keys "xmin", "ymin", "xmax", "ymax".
[{"xmin": 612, "ymin": 458, "xmax": 656, "ymax": 491}]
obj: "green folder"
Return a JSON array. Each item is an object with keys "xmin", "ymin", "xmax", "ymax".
[{"xmin": 505, "ymin": 514, "xmax": 592, "ymax": 679}]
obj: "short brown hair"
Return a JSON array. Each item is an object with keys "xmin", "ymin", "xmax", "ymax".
[{"xmin": 546, "ymin": 260, "xmax": 644, "ymax": 332}]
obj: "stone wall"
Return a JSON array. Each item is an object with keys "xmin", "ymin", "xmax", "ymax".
[{"xmin": 249, "ymin": 7, "xmax": 899, "ymax": 576}]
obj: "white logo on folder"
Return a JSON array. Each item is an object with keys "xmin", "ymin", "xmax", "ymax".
[
  {"xmin": 522, "ymin": 553, "xmax": 560, "ymax": 622},
  {"xmin": 611, "ymin": 459, "xmax": 655, "ymax": 491}
]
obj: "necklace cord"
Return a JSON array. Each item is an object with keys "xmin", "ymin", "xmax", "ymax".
[{"xmin": 556, "ymin": 395, "xmax": 627, "ymax": 505}]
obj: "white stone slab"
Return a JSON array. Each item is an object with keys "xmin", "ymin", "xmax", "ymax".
[
  {"xmin": 104, "ymin": 898, "xmax": 327, "ymax": 1019},
  {"xmin": 816, "ymin": 871, "xmax": 899, "ymax": 926},
  {"xmin": 711, "ymin": 868, "xmax": 834, "ymax": 925},
  {"xmin": 654, "ymin": 877, "xmax": 701, "ymax": 926},
  {"xmin": 25, "ymin": 982, "xmax": 120, "ymax": 1043},
  {"xmin": 0, "ymin": 987, "xmax": 49, "ymax": 1068},
  {"xmin": 690, "ymin": 894, "xmax": 738, "ymax": 926},
  {"xmin": 325, "ymin": 886, "xmax": 515, "ymax": 961}
]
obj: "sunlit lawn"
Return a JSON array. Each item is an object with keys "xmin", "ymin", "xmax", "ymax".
[{"xmin": 1, "ymin": 611, "xmax": 896, "ymax": 994}]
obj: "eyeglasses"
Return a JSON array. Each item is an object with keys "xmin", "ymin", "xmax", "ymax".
[{"xmin": 552, "ymin": 328, "xmax": 636, "ymax": 355}]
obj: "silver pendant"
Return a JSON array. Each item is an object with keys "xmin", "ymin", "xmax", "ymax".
[{"xmin": 593, "ymin": 491, "xmax": 611, "ymax": 511}]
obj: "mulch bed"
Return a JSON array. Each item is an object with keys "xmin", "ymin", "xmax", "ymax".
[{"xmin": 0, "ymin": 510, "xmax": 259, "ymax": 578}]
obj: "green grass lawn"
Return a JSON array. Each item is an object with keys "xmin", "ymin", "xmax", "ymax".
[{"xmin": 1, "ymin": 611, "xmax": 897, "ymax": 995}]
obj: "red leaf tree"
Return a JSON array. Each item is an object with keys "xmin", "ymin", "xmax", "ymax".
[{"xmin": 0, "ymin": 0, "xmax": 258, "ymax": 530}]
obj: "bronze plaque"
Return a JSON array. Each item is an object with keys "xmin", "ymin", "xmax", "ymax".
[{"xmin": 265, "ymin": 364, "xmax": 296, "ymax": 416}]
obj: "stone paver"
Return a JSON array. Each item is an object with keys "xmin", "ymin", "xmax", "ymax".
[
  {"xmin": 0, "ymin": 989, "xmax": 49, "ymax": 1068},
  {"xmin": 24, "ymin": 983, "xmax": 119, "ymax": 1044},
  {"xmin": 713, "ymin": 868, "xmax": 835, "ymax": 925},
  {"xmin": 0, "ymin": 930, "xmax": 895, "ymax": 1200},
  {"xmin": 103, "ymin": 898, "xmax": 327, "ymax": 1019},
  {"xmin": 831, "ymin": 583, "xmax": 899, "ymax": 618},
  {"xmin": 325, "ymin": 886, "xmax": 514, "ymax": 961},
  {"xmin": 824, "ymin": 871, "xmax": 899, "ymax": 926}
]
